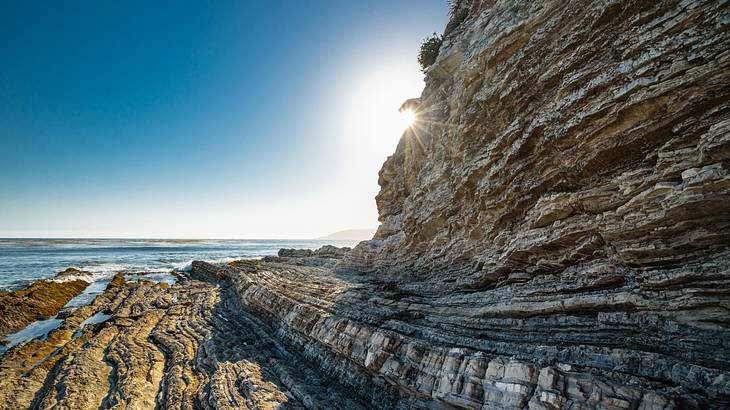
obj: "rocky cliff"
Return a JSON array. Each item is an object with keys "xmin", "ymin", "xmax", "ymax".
[
  {"xmin": 0, "ymin": 1, "xmax": 727, "ymax": 409},
  {"xmin": 338, "ymin": 0, "xmax": 730, "ymax": 407},
  {"xmin": 350, "ymin": 0, "xmax": 730, "ymax": 280}
]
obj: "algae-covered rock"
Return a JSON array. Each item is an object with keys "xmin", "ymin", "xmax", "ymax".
[{"xmin": 0, "ymin": 278, "xmax": 89, "ymax": 337}]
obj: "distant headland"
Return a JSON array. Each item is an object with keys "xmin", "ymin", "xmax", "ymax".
[{"xmin": 317, "ymin": 229, "xmax": 375, "ymax": 241}]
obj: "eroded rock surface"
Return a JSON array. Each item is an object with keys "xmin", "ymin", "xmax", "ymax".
[
  {"xmin": 0, "ymin": 266, "xmax": 367, "ymax": 410},
  {"xmin": 333, "ymin": 0, "xmax": 730, "ymax": 408},
  {"xmin": 0, "ymin": 274, "xmax": 89, "ymax": 338},
  {"xmin": 1, "ymin": 1, "xmax": 727, "ymax": 409},
  {"xmin": 192, "ymin": 252, "xmax": 730, "ymax": 409}
]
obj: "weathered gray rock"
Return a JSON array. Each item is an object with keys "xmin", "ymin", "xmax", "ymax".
[
  {"xmin": 1, "ymin": 1, "xmax": 727, "ymax": 409},
  {"xmin": 333, "ymin": 0, "xmax": 730, "ymax": 407},
  {"xmin": 264, "ymin": 245, "xmax": 353, "ymax": 268}
]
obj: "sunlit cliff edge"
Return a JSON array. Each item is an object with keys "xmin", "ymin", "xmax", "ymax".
[{"xmin": 0, "ymin": 1, "xmax": 728, "ymax": 409}]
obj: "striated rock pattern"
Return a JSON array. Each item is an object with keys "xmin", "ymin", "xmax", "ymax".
[
  {"xmin": 0, "ymin": 266, "xmax": 368, "ymax": 410},
  {"xmin": 350, "ymin": 0, "xmax": 730, "ymax": 279},
  {"xmin": 333, "ymin": 0, "xmax": 730, "ymax": 408},
  {"xmin": 0, "ymin": 276, "xmax": 89, "ymax": 338},
  {"xmin": 199, "ymin": 250, "xmax": 730, "ymax": 409},
  {"xmin": 2, "ymin": 1, "xmax": 728, "ymax": 409}
]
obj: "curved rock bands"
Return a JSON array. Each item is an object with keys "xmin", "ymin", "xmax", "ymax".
[
  {"xmin": 0, "ymin": 255, "xmax": 725, "ymax": 409},
  {"xmin": 0, "ymin": 271, "xmax": 368, "ymax": 410},
  {"xmin": 210, "ymin": 259, "xmax": 729, "ymax": 409}
]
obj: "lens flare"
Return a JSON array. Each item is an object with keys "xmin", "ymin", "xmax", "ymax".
[{"xmin": 400, "ymin": 109, "xmax": 416, "ymax": 128}]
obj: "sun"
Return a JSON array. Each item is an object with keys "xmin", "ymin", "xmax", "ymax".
[
  {"xmin": 399, "ymin": 109, "xmax": 417, "ymax": 128},
  {"xmin": 335, "ymin": 62, "xmax": 425, "ymax": 164}
]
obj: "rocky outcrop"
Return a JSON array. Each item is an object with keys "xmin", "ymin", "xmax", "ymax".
[
  {"xmin": 56, "ymin": 267, "xmax": 93, "ymax": 280},
  {"xmin": 348, "ymin": 0, "xmax": 730, "ymax": 278},
  {"xmin": 192, "ymin": 251, "xmax": 727, "ymax": 409},
  {"xmin": 330, "ymin": 0, "xmax": 730, "ymax": 407},
  {"xmin": 0, "ymin": 275, "xmax": 89, "ymax": 338},
  {"xmin": 0, "ymin": 268, "xmax": 368, "ymax": 410},
  {"xmin": 262, "ymin": 245, "xmax": 352, "ymax": 267},
  {"xmin": 1, "ymin": 1, "xmax": 727, "ymax": 409},
  {"xmin": 278, "ymin": 245, "xmax": 351, "ymax": 259}
]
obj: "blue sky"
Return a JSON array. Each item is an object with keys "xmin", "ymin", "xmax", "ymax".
[{"xmin": 0, "ymin": 1, "xmax": 447, "ymax": 238}]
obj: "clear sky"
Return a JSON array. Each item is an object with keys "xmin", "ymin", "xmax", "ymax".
[{"xmin": 0, "ymin": 1, "xmax": 448, "ymax": 238}]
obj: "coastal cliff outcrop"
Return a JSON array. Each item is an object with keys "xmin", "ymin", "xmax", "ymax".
[
  {"xmin": 334, "ymin": 0, "xmax": 730, "ymax": 406},
  {"xmin": 349, "ymin": 0, "xmax": 730, "ymax": 279},
  {"xmin": 338, "ymin": 0, "xmax": 729, "ymax": 407},
  {"xmin": 0, "ymin": 1, "xmax": 727, "ymax": 409}
]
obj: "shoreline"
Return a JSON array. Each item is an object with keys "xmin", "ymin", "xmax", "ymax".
[
  {"xmin": 0, "ymin": 238, "xmax": 360, "ymax": 291},
  {"xmin": 1, "ymin": 246, "xmax": 727, "ymax": 409}
]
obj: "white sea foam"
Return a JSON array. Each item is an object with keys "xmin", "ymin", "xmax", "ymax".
[
  {"xmin": 53, "ymin": 274, "xmax": 94, "ymax": 284},
  {"xmin": 173, "ymin": 260, "xmax": 195, "ymax": 272}
]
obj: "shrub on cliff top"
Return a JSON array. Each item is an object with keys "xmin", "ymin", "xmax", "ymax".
[{"xmin": 418, "ymin": 33, "xmax": 443, "ymax": 71}]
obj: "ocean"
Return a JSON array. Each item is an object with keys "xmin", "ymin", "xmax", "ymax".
[{"xmin": 0, "ymin": 238, "xmax": 360, "ymax": 290}]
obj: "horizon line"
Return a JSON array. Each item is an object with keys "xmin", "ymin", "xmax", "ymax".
[{"xmin": 0, "ymin": 237, "xmax": 368, "ymax": 240}]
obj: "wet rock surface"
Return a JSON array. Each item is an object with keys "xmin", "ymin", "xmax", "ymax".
[
  {"xmin": 0, "ymin": 275, "xmax": 89, "ymax": 338},
  {"xmin": 0, "ymin": 260, "xmax": 367, "ymax": 410}
]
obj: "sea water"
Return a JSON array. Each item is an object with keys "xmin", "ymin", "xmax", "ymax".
[
  {"xmin": 0, "ymin": 238, "xmax": 359, "ymax": 353},
  {"xmin": 0, "ymin": 238, "xmax": 359, "ymax": 290}
]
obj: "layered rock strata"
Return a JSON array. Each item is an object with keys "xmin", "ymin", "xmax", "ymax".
[
  {"xmin": 194, "ymin": 253, "xmax": 730, "ymax": 409},
  {"xmin": 335, "ymin": 0, "xmax": 730, "ymax": 407},
  {"xmin": 0, "ymin": 274, "xmax": 90, "ymax": 337},
  {"xmin": 1, "ymin": 1, "xmax": 728, "ymax": 409},
  {"xmin": 0, "ymin": 267, "xmax": 368, "ymax": 410}
]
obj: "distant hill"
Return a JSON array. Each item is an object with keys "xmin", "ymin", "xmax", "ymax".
[{"xmin": 318, "ymin": 229, "xmax": 375, "ymax": 241}]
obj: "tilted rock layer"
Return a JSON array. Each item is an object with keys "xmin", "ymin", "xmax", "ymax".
[
  {"xmin": 0, "ymin": 269, "xmax": 368, "ymax": 410},
  {"xmin": 338, "ymin": 0, "xmax": 730, "ymax": 408},
  {"xmin": 1, "ymin": 1, "xmax": 728, "ymax": 409},
  {"xmin": 0, "ymin": 277, "xmax": 89, "ymax": 338}
]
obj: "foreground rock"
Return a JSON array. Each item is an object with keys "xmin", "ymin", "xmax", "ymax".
[
  {"xmin": 0, "ymin": 273, "xmax": 90, "ymax": 338},
  {"xmin": 0, "ymin": 265, "xmax": 367, "ymax": 410},
  {"xmin": 4, "ymin": 245, "xmax": 725, "ymax": 409},
  {"xmin": 194, "ymin": 255, "xmax": 730, "ymax": 409}
]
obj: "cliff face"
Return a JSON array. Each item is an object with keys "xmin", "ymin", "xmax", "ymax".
[
  {"xmin": 351, "ymin": 0, "xmax": 730, "ymax": 280},
  {"xmin": 1, "ymin": 2, "xmax": 728, "ymax": 409},
  {"xmin": 334, "ymin": 0, "xmax": 730, "ymax": 406}
]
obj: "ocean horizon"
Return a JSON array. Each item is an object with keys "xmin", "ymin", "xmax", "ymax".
[{"xmin": 0, "ymin": 238, "xmax": 360, "ymax": 290}]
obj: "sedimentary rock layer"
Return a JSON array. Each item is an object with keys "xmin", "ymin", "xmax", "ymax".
[
  {"xmin": 199, "ymin": 253, "xmax": 730, "ymax": 409},
  {"xmin": 0, "ymin": 276, "xmax": 89, "ymax": 337},
  {"xmin": 331, "ymin": 0, "xmax": 730, "ymax": 407},
  {"xmin": 350, "ymin": 0, "xmax": 730, "ymax": 281},
  {"xmin": 2, "ymin": 247, "xmax": 727, "ymax": 408},
  {"xmin": 1, "ymin": 1, "xmax": 727, "ymax": 409},
  {"xmin": 0, "ymin": 268, "xmax": 368, "ymax": 410}
]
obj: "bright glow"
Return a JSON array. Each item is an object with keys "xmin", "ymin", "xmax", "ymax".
[
  {"xmin": 400, "ymin": 109, "xmax": 417, "ymax": 128},
  {"xmin": 335, "ymin": 62, "xmax": 424, "ymax": 160},
  {"xmin": 312, "ymin": 57, "xmax": 424, "ymax": 237}
]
